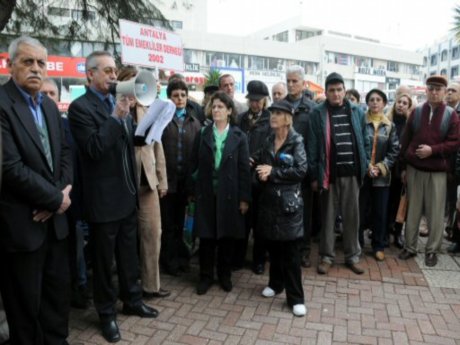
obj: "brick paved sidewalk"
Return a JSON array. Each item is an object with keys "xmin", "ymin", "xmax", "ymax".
[{"xmin": 68, "ymin": 235, "xmax": 460, "ymax": 345}]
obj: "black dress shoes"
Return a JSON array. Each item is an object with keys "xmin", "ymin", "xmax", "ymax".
[
  {"xmin": 425, "ymin": 253, "xmax": 438, "ymax": 267},
  {"xmin": 300, "ymin": 256, "xmax": 311, "ymax": 268},
  {"xmin": 252, "ymin": 264, "xmax": 265, "ymax": 275},
  {"xmin": 122, "ymin": 303, "xmax": 159, "ymax": 318},
  {"xmin": 143, "ymin": 288, "xmax": 171, "ymax": 299},
  {"xmin": 196, "ymin": 279, "xmax": 212, "ymax": 295},
  {"xmin": 398, "ymin": 249, "xmax": 416, "ymax": 260},
  {"xmin": 101, "ymin": 319, "xmax": 121, "ymax": 343},
  {"xmin": 219, "ymin": 276, "xmax": 233, "ymax": 292}
]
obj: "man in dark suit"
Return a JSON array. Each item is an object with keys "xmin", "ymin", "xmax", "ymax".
[
  {"xmin": 0, "ymin": 36, "xmax": 72, "ymax": 345},
  {"xmin": 68, "ymin": 51, "xmax": 157, "ymax": 343}
]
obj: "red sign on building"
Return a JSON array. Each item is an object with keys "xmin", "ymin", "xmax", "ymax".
[{"xmin": 0, "ymin": 53, "xmax": 87, "ymax": 78}]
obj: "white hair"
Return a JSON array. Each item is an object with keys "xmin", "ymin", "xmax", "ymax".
[
  {"xmin": 286, "ymin": 65, "xmax": 305, "ymax": 80},
  {"xmin": 8, "ymin": 36, "xmax": 47, "ymax": 61}
]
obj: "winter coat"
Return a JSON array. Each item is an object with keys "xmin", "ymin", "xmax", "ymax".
[
  {"xmin": 307, "ymin": 100, "xmax": 370, "ymax": 190},
  {"xmin": 161, "ymin": 104, "xmax": 202, "ymax": 193},
  {"xmin": 190, "ymin": 125, "xmax": 251, "ymax": 239},
  {"xmin": 400, "ymin": 102, "xmax": 460, "ymax": 172},
  {"xmin": 364, "ymin": 113, "xmax": 399, "ymax": 187},
  {"xmin": 253, "ymin": 129, "xmax": 308, "ymax": 241},
  {"xmin": 237, "ymin": 109, "xmax": 272, "ymax": 155},
  {"xmin": 285, "ymin": 94, "xmax": 316, "ymax": 140}
]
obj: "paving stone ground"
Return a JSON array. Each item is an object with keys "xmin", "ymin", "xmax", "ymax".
[{"xmin": 69, "ymin": 231, "xmax": 460, "ymax": 345}]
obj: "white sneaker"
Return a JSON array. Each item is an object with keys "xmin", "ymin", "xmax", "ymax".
[
  {"xmin": 261, "ymin": 286, "xmax": 276, "ymax": 297},
  {"xmin": 292, "ymin": 304, "xmax": 307, "ymax": 317}
]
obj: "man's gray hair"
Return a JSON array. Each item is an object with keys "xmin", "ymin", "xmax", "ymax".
[
  {"xmin": 85, "ymin": 51, "xmax": 113, "ymax": 72},
  {"xmin": 42, "ymin": 78, "xmax": 59, "ymax": 91},
  {"xmin": 286, "ymin": 65, "xmax": 305, "ymax": 80},
  {"xmin": 8, "ymin": 36, "xmax": 47, "ymax": 61}
]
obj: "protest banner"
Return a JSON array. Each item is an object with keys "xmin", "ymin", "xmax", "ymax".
[{"xmin": 119, "ymin": 19, "xmax": 184, "ymax": 71}]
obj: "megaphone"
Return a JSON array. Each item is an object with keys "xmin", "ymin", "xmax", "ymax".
[{"xmin": 110, "ymin": 70, "xmax": 157, "ymax": 106}]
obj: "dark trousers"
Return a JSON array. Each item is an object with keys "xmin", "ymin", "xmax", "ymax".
[
  {"xmin": 359, "ymin": 178, "xmax": 390, "ymax": 252},
  {"xmin": 266, "ymin": 239, "xmax": 304, "ymax": 307},
  {"xmin": 199, "ymin": 238, "xmax": 235, "ymax": 281},
  {"xmin": 298, "ymin": 184, "xmax": 313, "ymax": 258},
  {"xmin": 233, "ymin": 191, "xmax": 266, "ymax": 268},
  {"xmin": 159, "ymin": 188, "xmax": 190, "ymax": 271},
  {"xmin": 387, "ymin": 176, "xmax": 403, "ymax": 233},
  {"xmin": 89, "ymin": 210, "xmax": 142, "ymax": 319},
  {"xmin": 0, "ymin": 228, "xmax": 70, "ymax": 345}
]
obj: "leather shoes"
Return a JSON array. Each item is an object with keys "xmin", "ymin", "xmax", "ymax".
[
  {"xmin": 122, "ymin": 303, "xmax": 158, "ymax": 318},
  {"xmin": 425, "ymin": 253, "xmax": 438, "ymax": 267},
  {"xmin": 219, "ymin": 276, "xmax": 233, "ymax": 292},
  {"xmin": 101, "ymin": 319, "xmax": 121, "ymax": 343},
  {"xmin": 398, "ymin": 249, "xmax": 416, "ymax": 260},
  {"xmin": 252, "ymin": 264, "xmax": 265, "ymax": 275},
  {"xmin": 301, "ymin": 256, "xmax": 311, "ymax": 268},
  {"xmin": 143, "ymin": 288, "xmax": 171, "ymax": 299},
  {"xmin": 345, "ymin": 262, "xmax": 365, "ymax": 275},
  {"xmin": 447, "ymin": 243, "xmax": 460, "ymax": 254},
  {"xmin": 196, "ymin": 279, "xmax": 212, "ymax": 295},
  {"xmin": 317, "ymin": 261, "xmax": 331, "ymax": 274}
]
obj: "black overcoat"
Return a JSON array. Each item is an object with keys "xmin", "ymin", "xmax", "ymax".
[{"xmin": 190, "ymin": 125, "xmax": 251, "ymax": 239}]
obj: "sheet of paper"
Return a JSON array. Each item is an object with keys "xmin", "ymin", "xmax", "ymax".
[{"xmin": 135, "ymin": 98, "xmax": 176, "ymax": 144}]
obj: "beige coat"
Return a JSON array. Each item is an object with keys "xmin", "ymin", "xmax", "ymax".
[{"xmin": 135, "ymin": 105, "xmax": 168, "ymax": 191}]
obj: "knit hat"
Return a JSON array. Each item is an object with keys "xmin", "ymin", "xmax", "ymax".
[{"xmin": 325, "ymin": 72, "xmax": 344, "ymax": 89}]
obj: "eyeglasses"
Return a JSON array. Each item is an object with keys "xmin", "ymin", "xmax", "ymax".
[{"xmin": 427, "ymin": 85, "xmax": 444, "ymax": 92}]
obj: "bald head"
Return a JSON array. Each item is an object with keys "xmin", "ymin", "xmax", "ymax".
[
  {"xmin": 272, "ymin": 82, "xmax": 287, "ymax": 102},
  {"xmin": 446, "ymin": 83, "xmax": 460, "ymax": 108}
]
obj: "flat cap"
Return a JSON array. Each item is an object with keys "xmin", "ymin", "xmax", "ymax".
[
  {"xmin": 268, "ymin": 99, "xmax": 294, "ymax": 115},
  {"xmin": 426, "ymin": 75, "xmax": 448, "ymax": 87}
]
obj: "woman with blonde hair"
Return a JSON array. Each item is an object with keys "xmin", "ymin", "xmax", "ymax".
[
  {"xmin": 386, "ymin": 93, "xmax": 413, "ymax": 247},
  {"xmin": 118, "ymin": 66, "xmax": 170, "ymax": 299}
]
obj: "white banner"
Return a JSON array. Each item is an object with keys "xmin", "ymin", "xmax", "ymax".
[{"xmin": 119, "ymin": 19, "xmax": 184, "ymax": 71}]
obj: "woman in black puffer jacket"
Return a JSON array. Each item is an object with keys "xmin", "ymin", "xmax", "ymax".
[{"xmin": 252, "ymin": 100, "xmax": 308, "ymax": 317}]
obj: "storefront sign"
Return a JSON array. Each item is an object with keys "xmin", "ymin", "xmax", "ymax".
[
  {"xmin": 0, "ymin": 53, "xmax": 86, "ymax": 78},
  {"xmin": 185, "ymin": 63, "xmax": 200, "ymax": 72},
  {"xmin": 119, "ymin": 19, "xmax": 184, "ymax": 71}
]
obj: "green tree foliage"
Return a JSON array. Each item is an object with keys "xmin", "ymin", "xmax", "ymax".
[{"xmin": 0, "ymin": 0, "xmax": 171, "ymax": 58}]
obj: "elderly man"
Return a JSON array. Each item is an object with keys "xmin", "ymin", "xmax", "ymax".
[
  {"xmin": 218, "ymin": 73, "xmax": 248, "ymax": 115},
  {"xmin": 0, "ymin": 36, "xmax": 72, "ymax": 345},
  {"xmin": 399, "ymin": 75, "xmax": 460, "ymax": 266},
  {"xmin": 68, "ymin": 51, "xmax": 157, "ymax": 343},
  {"xmin": 41, "ymin": 78, "xmax": 60, "ymax": 104},
  {"xmin": 235, "ymin": 80, "xmax": 271, "ymax": 274},
  {"xmin": 307, "ymin": 72, "xmax": 370, "ymax": 275},
  {"xmin": 272, "ymin": 81, "xmax": 287, "ymax": 102},
  {"xmin": 284, "ymin": 65, "xmax": 316, "ymax": 268}
]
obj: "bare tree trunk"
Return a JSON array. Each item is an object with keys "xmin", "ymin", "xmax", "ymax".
[{"xmin": 0, "ymin": 0, "xmax": 16, "ymax": 32}]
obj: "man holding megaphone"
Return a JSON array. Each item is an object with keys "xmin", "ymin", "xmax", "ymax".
[{"xmin": 68, "ymin": 51, "xmax": 158, "ymax": 343}]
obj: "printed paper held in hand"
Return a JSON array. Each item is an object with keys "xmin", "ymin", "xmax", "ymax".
[{"xmin": 135, "ymin": 99, "xmax": 176, "ymax": 144}]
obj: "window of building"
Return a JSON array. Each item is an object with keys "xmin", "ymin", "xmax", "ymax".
[
  {"xmin": 441, "ymin": 49, "xmax": 448, "ymax": 61},
  {"xmin": 451, "ymin": 66, "xmax": 458, "ymax": 78},
  {"xmin": 248, "ymin": 56, "xmax": 267, "ymax": 70},
  {"xmin": 171, "ymin": 20, "xmax": 183, "ymax": 29},
  {"xmin": 295, "ymin": 30, "xmax": 316, "ymax": 41},
  {"xmin": 387, "ymin": 61, "xmax": 399, "ymax": 72},
  {"xmin": 440, "ymin": 68, "xmax": 447, "ymax": 76},
  {"xmin": 354, "ymin": 56, "xmax": 371, "ymax": 67},
  {"xmin": 49, "ymin": 7, "xmax": 70, "ymax": 17},
  {"xmin": 453, "ymin": 47, "xmax": 459, "ymax": 60},
  {"xmin": 423, "ymin": 56, "xmax": 428, "ymax": 65},
  {"xmin": 206, "ymin": 52, "xmax": 243, "ymax": 68},
  {"xmin": 272, "ymin": 31, "xmax": 288, "ymax": 42},
  {"xmin": 430, "ymin": 54, "xmax": 437, "ymax": 65}
]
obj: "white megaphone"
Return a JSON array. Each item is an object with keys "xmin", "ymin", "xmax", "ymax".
[{"xmin": 110, "ymin": 70, "xmax": 157, "ymax": 106}]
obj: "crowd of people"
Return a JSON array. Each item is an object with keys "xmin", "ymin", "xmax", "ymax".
[{"xmin": 1, "ymin": 35, "xmax": 460, "ymax": 344}]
